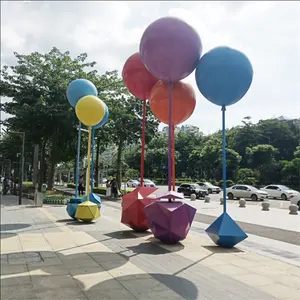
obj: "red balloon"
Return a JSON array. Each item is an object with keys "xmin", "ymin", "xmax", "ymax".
[
  {"xmin": 122, "ymin": 53, "xmax": 158, "ymax": 100},
  {"xmin": 149, "ymin": 81, "xmax": 196, "ymax": 125}
]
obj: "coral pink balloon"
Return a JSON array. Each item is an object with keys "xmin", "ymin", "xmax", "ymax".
[
  {"xmin": 149, "ymin": 81, "xmax": 196, "ymax": 125},
  {"xmin": 122, "ymin": 52, "xmax": 158, "ymax": 100}
]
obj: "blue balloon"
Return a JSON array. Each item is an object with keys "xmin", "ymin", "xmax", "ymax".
[
  {"xmin": 93, "ymin": 104, "xmax": 109, "ymax": 129},
  {"xmin": 66, "ymin": 79, "xmax": 98, "ymax": 107},
  {"xmin": 195, "ymin": 46, "xmax": 253, "ymax": 107}
]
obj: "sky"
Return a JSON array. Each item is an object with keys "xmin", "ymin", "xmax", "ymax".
[{"xmin": 1, "ymin": 1, "xmax": 300, "ymax": 134}]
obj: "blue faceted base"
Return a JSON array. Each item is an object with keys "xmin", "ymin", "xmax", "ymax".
[
  {"xmin": 205, "ymin": 212, "xmax": 248, "ymax": 248},
  {"xmin": 83, "ymin": 193, "xmax": 102, "ymax": 209},
  {"xmin": 67, "ymin": 197, "xmax": 84, "ymax": 219}
]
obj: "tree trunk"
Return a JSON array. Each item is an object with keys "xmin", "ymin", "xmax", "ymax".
[
  {"xmin": 73, "ymin": 157, "xmax": 77, "ymax": 184},
  {"xmin": 47, "ymin": 138, "xmax": 57, "ymax": 190},
  {"xmin": 95, "ymin": 137, "xmax": 100, "ymax": 187},
  {"xmin": 47, "ymin": 160, "xmax": 56, "ymax": 190},
  {"xmin": 38, "ymin": 141, "xmax": 46, "ymax": 191},
  {"xmin": 116, "ymin": 141, "xmax": 123, "ymax": 191}
]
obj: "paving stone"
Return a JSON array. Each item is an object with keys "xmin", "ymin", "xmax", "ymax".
[
  {"xmin": 31, "ymin": 274, "xmax": 78, "ymax": 290},
  {"xmin": 35, "ymin": 287, "xmax": 88, "ymax": 300},
  {"xmin": 1, "ymin": 273, "xmax": 32, "ymax": 286},
  {"xmin": 1, "ymin": 264, "xmax": 28, "ymax": 275},
  {"xmin": 0, "ymin": 285, "xmax": 37, "ymax": 300}
]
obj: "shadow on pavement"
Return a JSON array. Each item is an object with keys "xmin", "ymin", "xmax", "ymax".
[
  {"xmin": 0, "ymin": 232, "xmax": 17, "ymax": 239},
  {"xmin": 88, "ymin": 273, "xmax": 198, "ymax": 299},
  {"xmin": 0, "ymin": 250, "xmax": 128, "ymax": 274},
  {"xmin": 203, "ymin": 245, "xmax": 244, "ymax": 253},
  {"xmin": 105, "ymin": 230, "xmax": 150, "ymax": 240},
  {"xmin": 126, "ymin": 242, "xmax": 171, "ymax": 256},
  {"xmin": 0, "ymin": 223, "xmax": 31, "ymax": 232}
]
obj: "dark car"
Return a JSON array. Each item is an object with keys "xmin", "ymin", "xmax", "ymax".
[{"xmin": 177, "ymin": 183, "xmax": 207, "ymax": 198}]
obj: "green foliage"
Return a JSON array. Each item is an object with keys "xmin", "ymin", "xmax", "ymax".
[
  {"xmin": 236, "ymin": 168, "xmax": 258, "ymax": 185},
  {"xmin": 44, "ymin": 195, "xmax": 70, "ymax": 205},
  {"xmin": 124, "ymin": 117, "xmax": 300, "ymax": 190},
  {"xmin": 218, "ymin": 180, "xmax": 235, "ymax": 188}
]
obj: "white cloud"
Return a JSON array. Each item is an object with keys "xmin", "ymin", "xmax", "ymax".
[{"xmin": 1, "ymin": 1, "xmax": 300, "ymax": 133}]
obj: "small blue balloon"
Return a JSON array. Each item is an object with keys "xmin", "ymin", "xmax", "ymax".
[
  {"xmin": 66, "ymin": 79, "xmax": 98, "ymax": 108},
  {"xmin": 93, "ymin": 104, "xmax": 109, "ymax": 129},
  {"xmin": 195, "ymin": 46, "xmax": 253, "ymax": 107}
]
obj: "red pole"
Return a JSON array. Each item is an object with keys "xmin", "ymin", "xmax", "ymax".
[
  {"xmin": 172, "ymin": 125, "xmax": 175, "ymax": 191},
  {"xmin": 140, "ymin": 100, "xmax": 147, "ymax": 187}
]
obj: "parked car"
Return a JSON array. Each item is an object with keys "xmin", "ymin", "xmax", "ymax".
[
  {"xmin": 127, "ymin": 179, "xmax": 139, "ymax": 188},
  {"xmin": 260, "ymin": 185, "xmax": 300, "ymax": 201},
  {"xmin": 197, "ymin": 181, "xmax": 221, "ymax": 194},
  {"xmin": 177, "ymin": 183, "xmax": 207, "ymax": 198},
  {"xmin": 138, "ymin": 179, "xmax": 156, "ymax": 187},
  {"xmin": 227, "ymin": 185, "xmax": 268, "ymax": 201},
  {"xmin": 290, "ymin": 193, "xmax": 300, "ymax": 210}
]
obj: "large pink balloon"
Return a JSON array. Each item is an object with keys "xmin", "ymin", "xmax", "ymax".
[{"xmin": 140, "ymin": 17, "xmax": 202, "ymax": 82}]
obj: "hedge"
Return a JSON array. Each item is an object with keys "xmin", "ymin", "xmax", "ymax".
[
  {"xmin": 66, "ymin": 183, "xmax": 128, "ymax": 195},
  {"xmin": 43, "ymin": 195, "xmax": 71, "ymax": 205}
]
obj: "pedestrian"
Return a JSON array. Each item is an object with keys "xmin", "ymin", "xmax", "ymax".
[
  {"xmin": 78, "ymin": 177, "xmax": 84, "ymax": 196},
  {"xmin": 111, "ymin": 178, "xmax": 118, "ymax": 198},
  {"xmin": 3, "ymin": 177, "xmax": 9, "ymax": 195}
]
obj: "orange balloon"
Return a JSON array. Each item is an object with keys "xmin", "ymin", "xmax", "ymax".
[{"xmin": 149, "ymin": 81, "xmax": 196, "ymax": 125}]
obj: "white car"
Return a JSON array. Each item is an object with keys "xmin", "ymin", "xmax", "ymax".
[
  {"xmin": 290, "ymin": 193, "xmax": 300, "ymax": 210},
  {"xmin": 227, "ymin": 185, "xmax": 268, "ymax": 201},
  {"xmin": 260, "ymin": 185, "xmax": 300, "ymax": 201},
  {"xmin": 127, "ymin": 180, "xmax": 139, "ymax": 188},
  {"xmin": 138, "ymin": 179, "xmax": 156, "ymax": 187},
  {"xmin": 197, "ymin": 182, "xmax": 221, "ymax": 194}
]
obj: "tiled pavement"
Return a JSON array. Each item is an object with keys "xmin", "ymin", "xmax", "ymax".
[{"xmin": 1, "ymin": 196, "xmax": 300, "ymax": 300}]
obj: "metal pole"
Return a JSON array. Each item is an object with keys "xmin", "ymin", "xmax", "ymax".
[
  {"xmin": 140, "ymin": 100, "xmax": 147, "ymax": 187},
  {"xmin": 18, "ymin": 132, "xmax": 25, "ymax": 205},
  {"xmin": 91, "ymin": 127, "xmax": 95, "ymax": 194},
  {"xmin": 222, "ymin": 106, "xmax": 227, "ymax": 214},
  {"xmin": 75, "ymin": 121, "xmax": 81, "ymax": 198},
  {"xmin": 168, "ymin": 82, "xmax": 173, "ymax": 194}
]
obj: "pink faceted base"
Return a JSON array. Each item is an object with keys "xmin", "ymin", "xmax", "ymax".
[
  {"xmin": 121, "ymin": 187, "xmax": 158, "ymax": 232},
  {"xmin": 144, "ymin": 199, "xmax": 197, "ymax": 244}
]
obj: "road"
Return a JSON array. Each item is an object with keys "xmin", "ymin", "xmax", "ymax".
[{"xmin": 149, "ymin": 185, "xmax": 292, "ymax": 210}]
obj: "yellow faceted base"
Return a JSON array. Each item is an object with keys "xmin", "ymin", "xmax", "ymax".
[{"xmin": 75, "ymin": 200, "xmax": 100, "ymax": 223}]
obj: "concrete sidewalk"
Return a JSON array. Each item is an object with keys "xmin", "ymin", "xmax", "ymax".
[
  {"xmin": 1, "ymin": 196, "xmax": 300, "ymax": 300},
  {"xmin": 180, "ymin": 199, "xmax": 300, "ymax": 232}
]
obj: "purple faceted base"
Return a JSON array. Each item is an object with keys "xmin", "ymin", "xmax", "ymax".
[{"xmin": 144, "ymin": 200, "xmax": 197, "ymax": 244}]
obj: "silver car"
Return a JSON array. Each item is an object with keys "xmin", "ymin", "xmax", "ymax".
[
  {"xmin": 197, "ymin": 182, "xmax": 221, "ymax": 194},
  {"xmin": 138, "ymin": 179, "xmax": 156, "ymax": 187},
  {"xmin": 127, "ymin": 180, "xmax": 139, "ymax": 187},
  {"xmin": 227, "ymin": 185, "xmax": 268, "ymax": 201}
]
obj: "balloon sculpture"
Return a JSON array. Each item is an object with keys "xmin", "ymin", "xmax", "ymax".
[
  {"xmin": 137, "ymin": 17, "xmax": 201, "ymax": 244},
  {"xmin": 66, "ymin": 79, "xmax": 109, "ymax": 222},
  {"xmin": 121, "ymin": 53, "xmax": 159, "ymax": 232},
  {"xmin": 122, "ymin": 16, "xmax": 253, "ymax": 247},
  {"xmin": 195, "ymin": 46, "xmax": 253, "ymax": 248},
  {"xmin": 150, "ymin": 81, "xmax": 196, "ymax": 190}
]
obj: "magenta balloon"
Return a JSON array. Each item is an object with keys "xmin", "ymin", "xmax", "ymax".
[{"xmin": 140, "ymin": 17, "xmax": 202, "ymax": 82}]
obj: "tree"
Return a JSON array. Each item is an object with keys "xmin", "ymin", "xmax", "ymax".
[
  {"xmin": 236, "ymin": 168, "xmax": 258, "ymax": 185},
  {"xmin": 0, "ymin": 48, "xmax": 98, "ymax": 189},
  {"xmin": 246, "ymin": 144, "xmax": 280, "ymax": 185},
  {"xmin": 99, "ymin": 71, "xmax": 159, "ymax": 188}
]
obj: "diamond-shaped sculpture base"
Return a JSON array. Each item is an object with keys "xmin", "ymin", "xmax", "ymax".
[
  {"xmin": 144, "ymin": 201, "xmax": 197, "ymax": 244},
  {"xmin": 83, "ymin": 193, "xmax": 101, "ymax": 209},
  {"xmin": 66, "ymin": 197, "xmax": 84, "ymax": 219},
  {"xmin": 75, "ymin": 200, "xmax": 100, "ymax": 223},
  {"xmin": 121, "ymin": 187, "xmax": 158, "ymax": 232},
  {"xmin": 205, "ymin": 212, "xmax": 248, "ymax": 248}
]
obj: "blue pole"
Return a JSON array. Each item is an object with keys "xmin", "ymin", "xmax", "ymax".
[
  {"xmin": 91, "ymin": 127, "xmax": 95, "ymax": 194},
  {"xmin": 222, "ymin": 106, "xmax": 227, "ymax": 213},
  {"xmin": 75, "ymin": 121, "xmax": 81, "ymax": 198}
]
